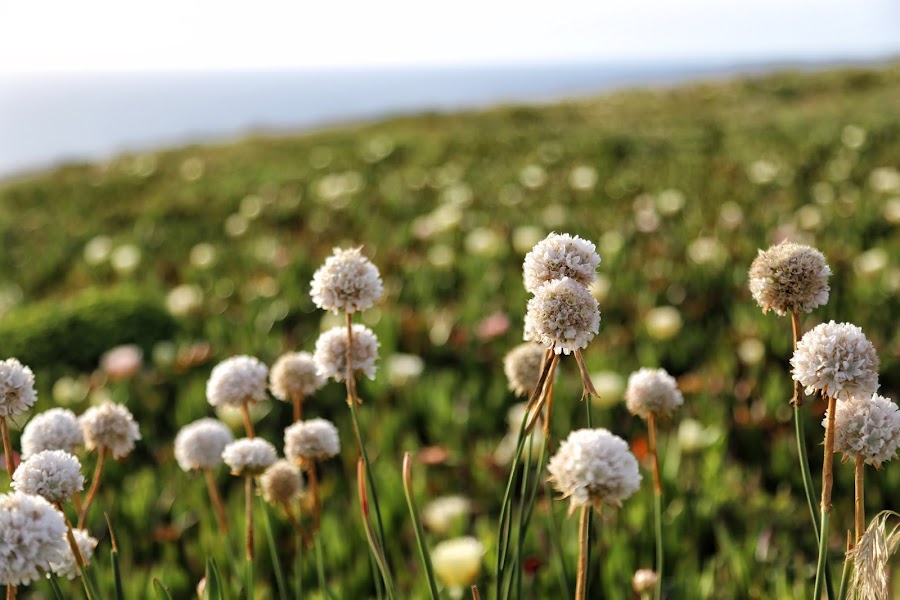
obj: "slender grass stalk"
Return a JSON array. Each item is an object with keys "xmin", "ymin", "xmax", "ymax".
[
  {"xmin": 503, "ymin": 428, "xmax": 536, "ymax": 600},
  {"xmin": 544, "ymin": 484, "xmax": 571, "ymax": 599},
  {"xmin": 647, "ymin": 414, "xmax": 664, "ymax": 600},
  {"xmin": 837, "ymin": 530, "xmax": 851, "ymax": 600},
  {"xmin": 153, "ymin": 579, "xmax": 174, "ymax": 599},
  {"xmin": 106, "ymin": 512, "xmax": 125, "ymax": 600},
  {"xmin": 308, "ymin": 462, "xmax": 321, "ymax": 535},
  {"xmin": 854, "ymin": 456, "xmax": 865, "ymax": 545},
  {"xmin": 791, "ymin": 311, "xmax": 820, "ymax": 538},
  {"xmin": 294, "ymin": 523, "xmax": 304, "ymax": 600},
  {"xmin": 356, "ymin": 458, "xmax": 397, "ymax": 598},
  {"xmin": 575, "ymin": 505, "xmax": 591, "ymax": 600},
  {"xmin": 204, "ymin": 468, "xmax": 230, "ymax": 535},
  {"xmin": 495, "ymin": 417, "xmax": 528, "ymax": 600},
  {"xmin": 240, "ymin": 402, "xmax": 255, "ymax": 439},
  {"xmin": 261, "ymin": 499, "xmax": 289, "ymax": 600},
  {"xmin": 291, "ymin": 391, "xmax": 304, "ymax": 423},
  {"xmin": 244, "ymin": 557, "xmax": 254, "ymax": 600},
  {"xmin": 57, "ymin": 504, "xmax": 95, "ymax": 600},
  {"xmin": 78, "ymin": 447, "xmax": 107, "ymax": 528},
  {"xmin": 245, "ymin": 476, "xmax": 255, "ymax": 561},
  {"xmin": 471, "ymin": 586, "xmax": 482, "ymax": 600},
  {"xmin": 814, "ymin": 394, "xmax": 838, "ymax": 600},
  {"xmin": 583, "ymin": 387, "xmax": 593, "ymax": 593},
  {"xmin": 4, "ymin": 584, "xmax": 13, "ymax": 600},
  {"xmin": 48, "ymin": 576, "xmax": 65, "ymax": 600},
  {"xmin": 401, "ymin": 452, "xmax": 440, "ymax": 600},
  {"xmin": 314, "ymin": 535, "xmax": 329, "ymax": 599},
  {"xmin": 0, "ymin": 417, "xmax": 14, "ymax": 478},
  {"xmin": 205, "ymin": 558, "xmax": 225, "ymax": 600}
]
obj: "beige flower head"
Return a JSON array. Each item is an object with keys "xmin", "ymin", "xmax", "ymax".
[
  {"xmin": 260, "ymin": 459, "xmax": 304, "ymax": 505},
  {"xmin": 284, "ymin": 418, "xmax": 341, "ymax": 463},
  {"xmin": 748, "ymin": 242, "xmax": 831, "ymax": 316},
  {"xmin": 310, "ymin": 247, "xmax": 384, "ymax": 314},
  {"xmin": 827, "ymin": 393, "xmax": 900, "ymax": 468},
  {"xmin": 21, "ymin": 408, "xmax": 83, "ymax": 459},
  {"xmin": 524, "ymin": 277, "xmax": 600, "ymax": 355},
  {"xmin": 49, "ymin": 528, "xmax": 97, "ymax": 580},
  {"xmin": 206, "ymin": 355, "xmax": 269, "ymax": 408},
  {"xmin": 503, "ymin": 343, "xmax": 546, "ymax": 397},
  {"xmin": 625, "ymin": 367, "xmax": 684, "ymax": 419},
  {"xmin": 523, "ymin": 232, "xmax": 600, "ymax": 293},
  {"xmin": 80, "ymin": 402, "xmax": 141, "ymax": 459},
  {"xmin": 313, "ymin": 324, "xmax": 380, "ymax": 382},
  {"xmin": 0, "ymin": 492, "xmax": 68, "ymax": 585},
  {"xmin": 269, "ymin": 351, "xmax": 325, "ymax": 401},
  {"xmin": 791, "ymin": 321, "xmax": 879, "ymax": 401},
  {"xmin": 0, "ymin": 357, "xmax": 37, "ymax": 418},
  {"xmin": 12, "ymin": 450, "xmax": 84, "ymax": 504},
  {"xmin": 222, "ymin": 438, "xmax": 277, "ymax": 476},
  {"xmin": 174, "ymin": 418, "xmax": 234, "ymax": 472}
]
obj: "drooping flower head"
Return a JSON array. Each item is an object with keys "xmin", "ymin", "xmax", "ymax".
[
  {"xmin": 313, "ymin": 324, "xmax": 380, "ymax": 382},
  {"xmin": 748, "ymin": 242, "xmax": 831, "ymax": 316},
  {"xmin": 524, "ymin": 277, "xmax": 600, "ymax": 355},
  {"xmin": 12, "ymin": 450, "xmax": 84, "ymax": 504},
  {"xmin": 547, "ymin": 428, "xmax": 641, "ymax": 512},
  {"xmin": 222, "ymin": 438, "xmax": 277, "ymax": 476},
  {"xmin": 49, "ymin": 528, "xmax": 97, "ymax": 580},
  {"xmin": 791, "ymin": 321, "xmax": 879, "ymax": 401},
  {"xmin": 625, "ymin": 368, "xmax": 684, "ymax": 419},
  {"xmin": 430, "ymin": 536, "xmax": 485, "ymax": 590},
  {"xmin": 284, "ymin": 418, "xmax": 341, "ymax": 464},
  {"xmin": 523, "ymin": 233, "xmax": 600, "ymax": 293},
  {"xmin": 0, "ymin": 357, "xmax": 37, "ymax": 418},
  {"xmin": 206, "ymin": 355, "xmax": 269, "ymax": 408},
  {"xmin": 80, "ymin": 402, "xmax": 141, "ymax": 459},
  {"xmin": 174, "ymin": 418, "xmax": 234, "ymax": 472},
  {"xmin": 827, "ymin": 393, "xmax": 900, "ymax": 468},
  {"xmin": 269, "ymin": 352, "xmax": 325, "ymax": 401},
  {"xmin": 260, "ymin": 459, "xmax": 304, "ymax": 505},
  {"xmin": 503, "ymin": 342, "xmax": 546, "ymax": 397},
  {"xmin": 0, "ymin": 491, "xmax": 68, "ymax": 585},
  {"xmin": 310, "ymin": 247, "xmax": 384, "ymax": 314},
  {"xmin": 21, "ymin": 408, "xmax": 83, "ymax": 459}
]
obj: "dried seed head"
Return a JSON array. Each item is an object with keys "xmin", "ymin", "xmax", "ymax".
[{"xmin": 748, "ymin": 242, "xmax": 831, "ymax": 316}]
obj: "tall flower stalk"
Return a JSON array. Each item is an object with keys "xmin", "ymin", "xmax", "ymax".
[{"xmin": 174, "ymin": 418, "xmax": 234, "ymax": 535}]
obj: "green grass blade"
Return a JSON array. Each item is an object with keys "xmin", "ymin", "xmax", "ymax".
[
  {"xmin": 261, "ymin": 499, "xmax": 289, "ymax": 600},
  {"xmin": 401, "ymin": 452, "xmax": 440, "ymax": 600},
  {"xmin": 48, "ymin": 575, "xmax": 67, "ymax": 600},
  {"xmin": 153, "ymin": 578, "xmax": 174, "ymax": 600}
]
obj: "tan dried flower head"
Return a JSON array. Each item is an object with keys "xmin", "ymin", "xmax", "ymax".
[
  {"xmin": 523, "ymin": 232, "xmax": 600, "ymax": 293},
  {"xmin": 174, "ymin": 418, "xmax": 234, "ymax": 472},
  {"xmin": 791, "ymin": 321, "xmax": 879, "ymax": 401},
  {"xmin": 284, "ymin": 418, "xmax": 341, "ymax": 463},
  {"xmin": 313, "ymin": 324, "xmax": 380, "ymax": 382},
  {"xmin": 206, "ymin": 355, "xmax": 269, "ymax": 409},
  {"xmin": 269, "ymin": 351, "xmax": 325, "ymax": 401},
  {"xmin": 524, "ymin": 277, "xmax": 600, "ymax": 355},
  {"xmin": 503, "ymin": 343, "xmax": 546, "ymax": 397},
  {"xmin": 748, "ymin": 242, "xmax": 831, "ymax": 316},
  {"xmin": 221, "ymin": 438, "xmax": 277, "ymax": 476},
  {"xmin": 827, "ymin": 393, "xmax": 900, "ymax": 468},
  {"xmin": 310, "ymin": 247, "xmax": 384, "ymax": 314},
  {"xmin": 260, "ymin": 459, "xmax": 304, "ymax": 505},
  {"xmin": 80, "ymin": 402, "xmax": 141, "ymax": 459},
  {"xmin": 625, "ymin": 367, "xmax": 684, "ymax": 419}
]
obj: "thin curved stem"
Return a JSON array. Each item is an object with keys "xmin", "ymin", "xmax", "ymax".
[
  {"xmin": 648, "ymin": 414, "xmax": 663, "ymax": 600},
  {"xmin": 854, "ymin": 456, "xmax": 865, "ymax": 544},
  {"xmin": 240, "ymin": 402, "xmax": 255, "ymax": 439},
  {"xmin": 309, "ymin": 462, "xmax": 321, "ymax": 535},
  {"xmin": 78, "ymin": 447, "xmax": 107, "ymax": 528},
  {"xmin": 575, "ymin": 505, "xmax": 590, "ymax": 600},
  {"xmin": 245, "ymin": 475, "xmax": 255, "ymax": 561},
  {"xmin": 292, "ymin": 391, "xmax": 304, "ymax": 423},
  {"xmin": 814, "ymin": 395, "xmax": 837, "ymax": 599},
  {"xmin": 0, "ymin": 417, "xmax": 14, "ymax": 478},
  {"xmin": 6, "ymin": 584, "xmax": 15, "ymax": 600},
  {"xmin": 204, "ymin": 468, "xmax": 229, "ymax": 536}
]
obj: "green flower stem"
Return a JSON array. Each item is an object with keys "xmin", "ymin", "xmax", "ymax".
[
  {"xmin": 814, "ymin": 395, "xmax": 838, "ymax": 600},
  {"xmin": 401, "ymin": 453, "xmax": 440, "ymax": 600}
]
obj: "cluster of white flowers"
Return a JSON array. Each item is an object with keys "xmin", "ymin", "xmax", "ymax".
[
  {"xmin": 174, "ymin": 418, "xmax": 234, "ymax": 472},
  {"xmin": 20, "ymin": 408, "xmax": 83, "ymax": 459},
  {"xmin": 828, "ymin": 393, "xmax": 900, "ymax": 468},
  {"xmin": 269, "ymin": 351, "xmax": 325, "ymax": 401},
  {"xmin": 260, "ymin": 459, "xmax": 304, "ymax": 505},
  {"xmin": 49, "ymin": 527, "xmax": 98, "ymax": 580},
  {"xmin": 222, "ymin": 438, "xmax": 277, "ymax": 476},
  {"xmin": 0, "ymin": 492, "xmax": 68, "ymax": 585},
  {"xmin": 310, "ymin": 247, "xmax": 384, "ymax": 314},
  {"xmin": 547, "ymin": 428, "xmax": 641, "ymax": 511},
  {"xmin": 0, "ymin": 357, "xmax": 37, "ymax": 417},
  {"xmin": 313, "ymin": 324, "xmax": 380, "ymax": 382},
  {"xmin": 625, "ymin": 368, "xmax": 684, "ymax": 419},
  {"xmin": 524, "ymin": 277, "xmax": 600, "ymax": 355},
  {"xmin": 523, "ymin": 233, "xmax": 600, "ymax": 293},
  {"xmin": 285, "ymin": 418, "xmax": 341, "ymax": 463},
  {"xmin": 748, "ymin": 242, "xmax": 831, "ymax": 316},
  {"xmin": 502, "ymin": 343, "xmax": 546, "ymax": 397},
  {"xmin": 12, "ymin": 450, "xmax": 84, "ymax": 504},
  {"xmin": 206, "ymin": 355, "xmax": 269, "ymax": 408},
  {"xmin": 791, "ymin": 321, "xmax": 879, "ymax": 401},
  {"xmin": 80, "ymin": 402, "xmax": 141, "ymax": 459}
]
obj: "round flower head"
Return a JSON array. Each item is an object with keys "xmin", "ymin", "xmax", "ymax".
[
  {"xmin": 523, "ymin": 232, "xmax": 601, "ymax": 293},
  {"xmin": 285, "ymin": 418, "xmax": 341, "ymax": 463},
  {"xmin": 422, "ymin": 495, "xmax": 471, "ymax": 535},
  {"xmin": 222, "ymin": 438, "xmax": 276, "ymax": 476},
  {"xmin": 269, "ymin": 351, "xmax": 325, "ymax": 401},
  {"xmin": 547, "ymin": 428, "xmax": 641, "ymax": 512},
  {"xmin": 260, "ymin": 459, "xmax": 304, "ymax": 505},
  {"xmin": 49, "ymin": 528, "xmax": 97, "ymax": 580},
  {"xmin": 430, "ymin": 536, "xmax": 485, "ymax": 589},
  {"xmin": 625, "ymin": 368, "xmax": 684, "ymax": 419},
  {"xmin": 12, "ymin": 450, "xmax": 84, "ymax": 504},
  {"xmin": 310, "ymin": 247, "xmax": 384, "ymax": 314},
  {"xmin": 826, "ymin": 393, "xmax": 900, "ymax": 468},
  {"xmin": 174, "ymin": 418, "xmax": 234, "ymax": 472},
  {"xmin": 633, "ymin": 569, "xmax": 659, "ymax": 594},
  {"xmin": 503, "ymin": 342, "xmax": 546, "ymax": 397},
  {"xmin": 80, "ymin": 402, "xmax": 141, "ymax": 459},
  {"xmin": 313, "ymin": 324, "xmax": 380, "ymax": 382},
  {"xmin": 524, "ymin": 277, "xmax": 600, "ymax": 355},
  {"xmin": 0, "ymin": 491, "xmax": 68, "ymax": 585},
  {"xmin": 21, "ymin": 408, "xmax": 83, "ymax": 459},
  {"xmin": 748, "ymin": 242, "xmax": 831, "ymax": 316},
  {"xmin": 206, "ymin": 355, "xmax": 269, "ymax": 409},
  {"xmin": 791, "ymin": 321, "xmax": 879, "ymax": 401},
  {"xmin": 0, "ymin": 357, "xmax": 37, "ymax": 417}
]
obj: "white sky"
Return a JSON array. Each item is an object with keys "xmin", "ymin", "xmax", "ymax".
[{"xmin": 1, "ymin": 0, "xmax": 899, "ymax": 72}]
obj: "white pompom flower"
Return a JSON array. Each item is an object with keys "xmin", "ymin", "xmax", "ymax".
[
  {"xmin": 0, "ymin": 357, "xmax": 37, "ymax": 418},
  {"xmin": 826, "ymin": 393, "xmax": 900, "ymax": 468},
  {"xmin": 0, "ymin": 491, "xmax": 68, "ymax": 586},
  {"xmin": 222, "ymin": 438, "xmax": 277, "ymax": 476},
  {"xmin": 284, "ymin": 419, "xmax": 341, "ymax": 463},
  {"xmin": 547, "ymin": 428, "xmax": 641, "ymax": 512},
  {"xmin": 21, "ymin": 408, "xmax": 83, "ymax": 459},
  {"xmin": 310, "ymin": 247, "xmax": 384, "ymax": 314},
  {"xmin": 49, "ymin": 527, "xmax": 97, "ymax": 580},
  {"xmin": 269, "ymin": 352, "xmax": 325, "ymax": 401},
  {"xmin": 503, "ymin": 343, "xmax": 546, "ymax": 398},
  {"xmin": 260, "ymin": 459, "xmax": 304, "ymax": 505},
  {"xmin": 523, "ymin": 232, "xmax": 600, "ymax": 293},
  {"xmin": 430, "ymin": 536, "xmax": 485, "ymax": 590},
  {"xmin": 524, "ymin": 277, "xmax": 600, "ymax": 355},
  {"xmin": 625, "ymin": 368, "xmax": 684, "ymax": 419},
  {"xmin": 206, "ymin": 355, "xmax": 269, "ymax": 409},
  {"xmin": 79, "ymin": 402, "xmax": 141, "ymax": 459},
  {"xmin": 174, "ymin": 418, "xmax": 234, "ymax": 472},
  {"xmin": 313, "ymin": 324, "xmax": 380, "ymax": 382},
  {"xmin": 791, "ymin": 321, "xmax": 879, "ymax": 401},
  {"xmin": 12, "ymin": 450, "xmax": 84, "ymax": 504},
  {"xmin": 748, "ymin": 242, "xmax": 831, "ymax": 316}
]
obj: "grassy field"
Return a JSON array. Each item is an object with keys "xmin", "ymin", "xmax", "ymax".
[{"xmin": 1, "ymin": 63, "xmax": 900, "ymax": 599}]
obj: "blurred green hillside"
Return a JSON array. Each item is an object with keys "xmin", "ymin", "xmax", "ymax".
[{"xmin": 1, "ymin": 63, "xmax": 899, "ymax": 598}]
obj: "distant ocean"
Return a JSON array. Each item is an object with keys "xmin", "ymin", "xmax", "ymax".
[{"xmin": 0, "ymin": 59, "xmax": 886, "ymax": 179}]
